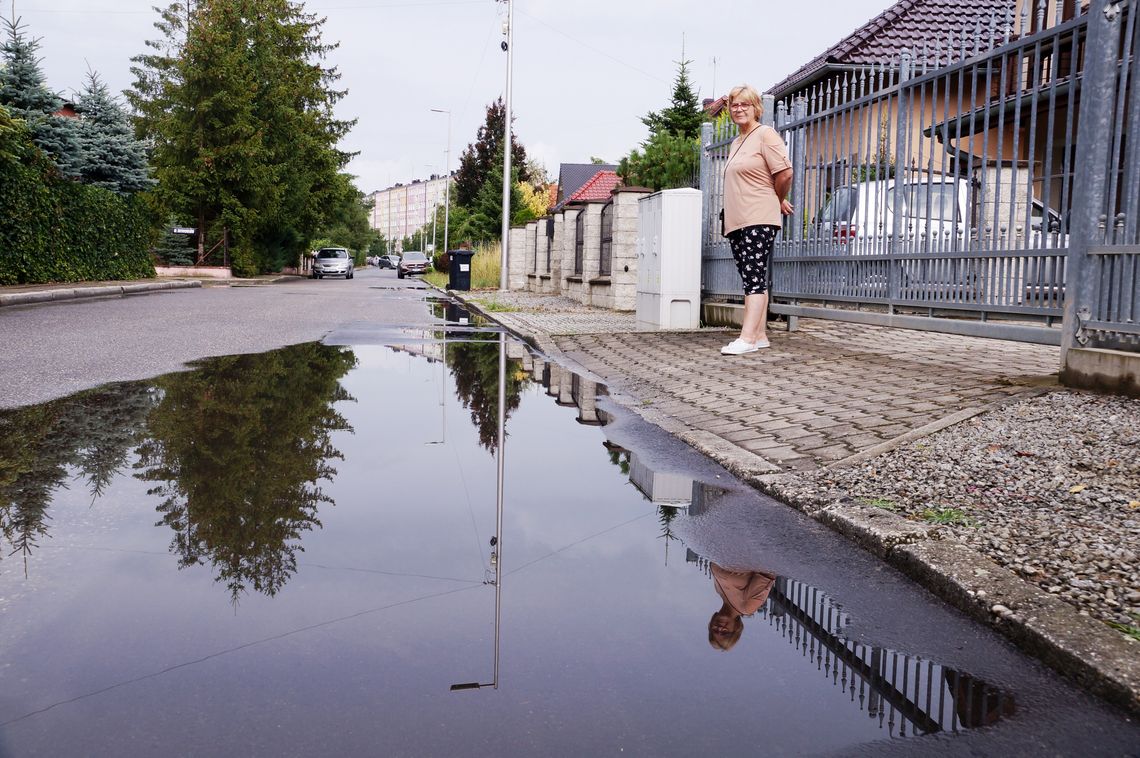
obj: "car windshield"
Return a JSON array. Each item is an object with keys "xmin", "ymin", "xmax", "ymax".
[
  {"xmin": 898, "ymin": 183, "xmax": 961, "ymax": 220},
  {"xmin": 317, "ymin": 249, "xmax": 348, "ymax": 259},
  {"xmin": 817, "ymin": 187, "xmax": 858, "ymax": 223},
  {"xmin": 403, "ymin": 252, "xmax": 427, "ymax": 262}
]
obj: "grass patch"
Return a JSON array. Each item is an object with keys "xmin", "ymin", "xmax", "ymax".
[
  {"xmin": 1105, "ymin": 620, "xmax": 1140, "ymax": 642},
  {"xmin": 860, "ymin": 497, "xmax": 898, "ymax": 511},
  {"xmin": 921, "ymin": 507, "xmax": 974, "ymax": 526},
  {"xmin": 474, "ymin": 299, "xmax": 515, "ymax": 313},
  {"xmin": 419, "ymin": 242, "xmax": 502, "ymax": 290}
]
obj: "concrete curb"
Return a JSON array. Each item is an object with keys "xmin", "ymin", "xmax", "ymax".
[
  {"xmin": 458, "ymin": 293, "xmax": 1140, "ymax": 717},
  {"xmin": 0, "ymin": 280, "xmax": 202, "ymax": 308}
]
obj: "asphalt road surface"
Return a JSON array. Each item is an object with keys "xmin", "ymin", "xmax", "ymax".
[{"xmin": 0, "ymin": 267, "xmax": 431, "ymax": 409}]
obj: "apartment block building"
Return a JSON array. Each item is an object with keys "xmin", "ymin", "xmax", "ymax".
[{"xmin": 368, "ymin": 174, "xmax": 452, "ymax": 252}]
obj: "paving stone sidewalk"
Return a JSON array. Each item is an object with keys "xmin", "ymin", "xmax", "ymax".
[
  {"xmin": 465, "ymin": 289, "xmax": 1139, "ymax": 715},
  {"xmin": 475, "ymin": 291, "xmax": 1059, "ymax": 473}
]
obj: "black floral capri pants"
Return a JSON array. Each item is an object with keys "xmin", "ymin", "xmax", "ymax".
[{"xmin": 727, "ymin": 224, "xmax": 780, "ymax": 296}]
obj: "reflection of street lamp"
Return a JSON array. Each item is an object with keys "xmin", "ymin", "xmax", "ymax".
[
  {"xmin": 430, "ymin": 108, "xmax": 451, "ymax": 253},
  {"xmin": 451, "ymin": 331, "xmax": 507, "ymax": 692}
]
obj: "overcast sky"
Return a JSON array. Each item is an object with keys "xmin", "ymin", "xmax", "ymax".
[{"xmin": 17, "ymin": 0, "xmax": 897, "ymax": 194}]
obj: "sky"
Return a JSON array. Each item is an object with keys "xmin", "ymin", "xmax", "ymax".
[{"xmin": 14, "ymin": 0, "xmax": 898, "ymax": 194}]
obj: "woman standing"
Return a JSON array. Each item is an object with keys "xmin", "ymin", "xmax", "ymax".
[{"xmin": 720, "ymin": 85, "xmax": 794, "ymax": 355}]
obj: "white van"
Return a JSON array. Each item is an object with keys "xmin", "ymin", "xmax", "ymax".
[{"xmin": 815, "ymin": 177, "xmax": 970, "ymax": 251}]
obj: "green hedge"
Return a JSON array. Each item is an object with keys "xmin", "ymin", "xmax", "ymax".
[{"xmin": 0, "ymin": 121, "xmax": 155, "ymax": 285}]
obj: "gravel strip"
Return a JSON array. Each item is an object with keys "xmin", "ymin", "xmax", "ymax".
[{"xmin": 773, "ymin": 391, "xmax": 1140, "ymax": 641}]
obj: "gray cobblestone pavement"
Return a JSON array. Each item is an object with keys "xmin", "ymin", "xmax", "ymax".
[{"xmin": 465, "ymin": 288, "xmax": 1140, "ymax": 715}]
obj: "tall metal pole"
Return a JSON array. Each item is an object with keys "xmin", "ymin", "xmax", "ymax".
[
  {"xmin": 499, "ymin": 0, "xmax": 514, "ymax": 290},
  {"xmin": 431, "ymin": 108, "xmax": 452, "ymax": 253}
]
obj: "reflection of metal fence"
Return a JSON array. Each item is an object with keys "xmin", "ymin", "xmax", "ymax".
[
  {"xmin": 687, "ymin": 551, "xmax": 1014, "ymax": 737},
  {"xmin": 701, "ymin": 1, "xmax": 1137, "ymax": 349}
]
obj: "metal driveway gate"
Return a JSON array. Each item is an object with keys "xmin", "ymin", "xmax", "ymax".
[{"xmin": 700, "ymin": 0, "xmax": 1137, "ymax": 347}]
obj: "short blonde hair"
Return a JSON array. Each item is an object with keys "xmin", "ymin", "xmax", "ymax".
[{"xmin": 727, "ymin": 85, "xmax": 764, "ymax": 122}]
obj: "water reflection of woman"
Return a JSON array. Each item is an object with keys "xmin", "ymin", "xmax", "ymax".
[{"xmin": 708, "ymin": 562, "xmax": 778, "ymax": 651}]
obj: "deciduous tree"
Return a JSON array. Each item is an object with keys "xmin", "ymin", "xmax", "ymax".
[{"xmin": 453, "ymin": 98, "xmax": 530, "ymax": 207}]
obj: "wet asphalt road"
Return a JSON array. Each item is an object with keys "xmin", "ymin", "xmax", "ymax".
[
  {"xmin": 1, "ymin": 267, "xmax": 1139, "ymax": 754},
  {"xmin": 0, "ymin": 268, "xmax": 429, "ymax": 409}
]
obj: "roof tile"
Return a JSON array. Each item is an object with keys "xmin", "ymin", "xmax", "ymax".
[
  {"xmin": 566, "ymin": 170, "xmax": 621, "ymax": 203},
  {"xmin": 768, "ymin": 0, "xmax": 1014, "ymax": 98}
]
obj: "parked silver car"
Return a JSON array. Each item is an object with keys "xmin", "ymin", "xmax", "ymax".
[{"xmin": 311, "ymin": 247, "xmax": 354, "ymax": 279}]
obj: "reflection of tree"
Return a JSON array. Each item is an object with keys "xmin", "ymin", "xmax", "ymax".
[
  {"xmin": 657, "ymin": 505, "xmax": 679, "ymax": 543},
  {"xmin": 0, "ymin": 384, "xmax": 156, "ymax": 572},
  {"xmin": 134, "ymin": 344, "xmax": 356, "ymax": 602},
  {"xmin": 446, "ymin": 338, "xmax": 528, "ymax": 453}
]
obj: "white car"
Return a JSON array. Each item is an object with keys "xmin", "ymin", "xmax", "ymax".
[
  {"xmin": 311, "ymin": 247, "xmax": 355, "ymax": 279},
  {"xmin": 814, "ymin": 177, "xmax": 970, "ymax": 251}
]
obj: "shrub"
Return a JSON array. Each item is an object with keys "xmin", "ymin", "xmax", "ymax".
[{"xmin": 0, "ymin": 110, "xmax": 154, "ymax": 284}]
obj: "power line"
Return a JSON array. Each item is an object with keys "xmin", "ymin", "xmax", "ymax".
[{"xmin": 515, "ymin": 7, "xmax": 668, "ymax": 85}]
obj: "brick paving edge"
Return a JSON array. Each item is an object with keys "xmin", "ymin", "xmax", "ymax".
[{"xmin": 457, "ymin": 290, "xmax": 1140, "ymax": 717}]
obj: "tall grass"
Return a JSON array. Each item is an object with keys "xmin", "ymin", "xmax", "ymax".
[{"xmin": 422, "ymin": 241, "xmax": 502, "ymax": 289}]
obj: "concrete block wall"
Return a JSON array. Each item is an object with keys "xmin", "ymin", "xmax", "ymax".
[
  {"xmin": 557, "ymin": 207, "xmax": 581, "ymax": 296},
  {"xmin": 507, "ymin": 226, "xmax": 528, "ymax": 291},
  {"xmin": 607, "ymin": 188, "xmax": 650, "ymax": 311},
  {"xmin": 548, "ymin": 213, "xmax": 567, "ymax": 294},
  {"xmin": 566, "ymin": 203, "xmax": 604, "ymax": 305},
  {"xmin": 576, "ymin": 201, "xmax": 605, "ymax": 307},
  {"xmin": 524, "ymin": 220, "xmax": 541, "ymax": 292}
]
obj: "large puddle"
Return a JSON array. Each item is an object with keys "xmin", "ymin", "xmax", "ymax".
[{"xmin": 0, "ymin": 297, "xmax": 1130, "ymax": 755}]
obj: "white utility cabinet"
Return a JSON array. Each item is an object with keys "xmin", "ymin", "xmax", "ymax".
[
  {"xmin": 635, "ymin": 188, "xmax": 702, "ymax": 330},
  {"xmin": 628, "ymin": 453, "xmax": 692, "ymax": 507}
]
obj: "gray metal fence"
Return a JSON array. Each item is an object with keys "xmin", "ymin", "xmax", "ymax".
[
  {"xmin": 1065, "ymin": 0, "xmax": 1140, "ymax": 350},
  {"xmin": 701, "ymin": 0, "xmax": 1138, "ymax": 348}
]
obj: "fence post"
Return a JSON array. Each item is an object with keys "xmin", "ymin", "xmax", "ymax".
[
  {"xmin": 700, "ymin": 120, "xmax": 714, "ymax": 268},
  {"xmin": 1061, "ymin": 0, "xmax": 1120, "ymax": 364},
  {"xmin": 888, "ymin": 52, "xmax": 913, "ymax": 307},
  {"xmin": 761, "ymin": 94, "xmax": 775, "ymax": 127},
  {"xmin": 791, "ymin": 97, "xmax": 808, "ymax": 244}
]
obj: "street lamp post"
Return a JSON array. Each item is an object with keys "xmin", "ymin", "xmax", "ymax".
[
  {"xmin": 430, "ymin": 108, "xmax": 452, "ymax": 253},
  {"xmin": 498, "ymin": 0, "xmax": 514, "ymax": 290}
]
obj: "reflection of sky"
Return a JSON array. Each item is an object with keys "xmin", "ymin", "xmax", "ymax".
[{"xmin": 0, "ymin": 341, "xmax": 1124, "ymax": 755}]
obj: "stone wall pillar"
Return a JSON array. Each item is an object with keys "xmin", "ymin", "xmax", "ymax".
[
  {"xmin": 507, "ymin": 226, "xmax": 527, "ymax": 290},
  {"xmin": 575, "ymin": 201, "xmax": 604, "ymax": 306},
  {"xmin": 610, "ymin": 187, "xmax": 652, "ymax": 310},
  {"xmin": 558, "ymin": 206, "xmax": 582, "ymax": 295},
  {"xmin": 548, "ymin": 212, "xmax": 567, "ymax": 294},
  {"xmin": 523, "ymin": 221, "xmax": 539, "ymax": 291}
]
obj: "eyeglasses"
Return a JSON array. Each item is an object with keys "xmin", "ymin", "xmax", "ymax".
[{"xmin": 729, "ymin": 103, "xmax": 754, "ymax": 111}]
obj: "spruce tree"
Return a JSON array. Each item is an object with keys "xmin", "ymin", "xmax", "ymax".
[
  {"xmin": 640, "ymin": 58, "xmax": 705, "ymax": 139},
  {"xmin": 129, "ymin": 0, "xmax": 356, "ymax": 275},
  {"xmin": 0, "ymin": 18, "xmax": 83, "ymax": 178},
  {"xmin": 74, "ymin": 70, "xmax": 154, "ymax": 194}
]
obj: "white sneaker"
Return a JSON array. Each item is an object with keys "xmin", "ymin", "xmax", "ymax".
[{"xmin": 721, "ymin": 338, "xmax": 768, "ymax": 355}]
